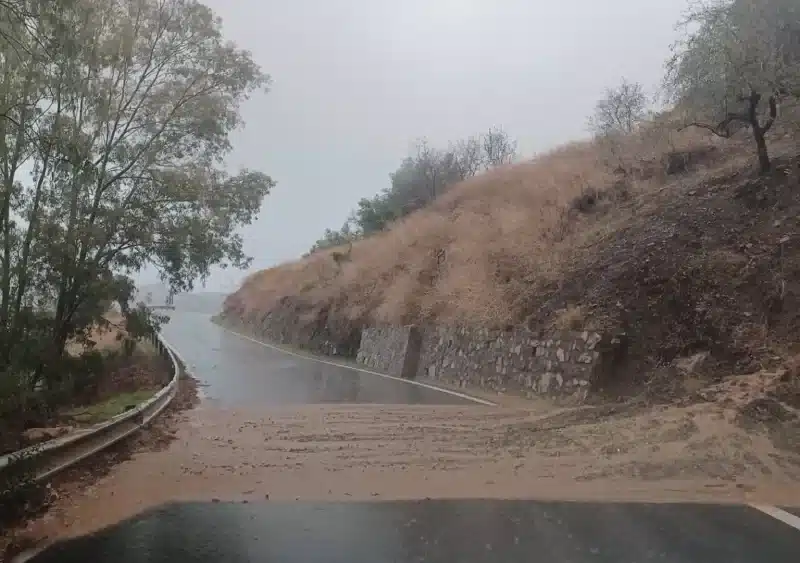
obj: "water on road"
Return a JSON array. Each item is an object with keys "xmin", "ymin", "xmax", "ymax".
[
  {"xmin": 26, "ymin": 501, "xmax": 800, "ymax": 563},
  {"xmin": 160, "ymin": 312, "xmax": 473, "ymax": 406}
]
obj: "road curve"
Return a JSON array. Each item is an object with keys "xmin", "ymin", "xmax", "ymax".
[{"xmin": 160, "ymin": 311, "xmax": 474, "ymax": 406}]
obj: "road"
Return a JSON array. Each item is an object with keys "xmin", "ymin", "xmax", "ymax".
[
  {"xmin": 159, "ymin": 312, "xmax": 474, "ymax": 406},
  {"xmin": 20, "ymin": 311, "xmax": 800, "ymax": 562},
  {"xmin": 25, "ymin": 501, "xmax": 800, "ymax": 562}
]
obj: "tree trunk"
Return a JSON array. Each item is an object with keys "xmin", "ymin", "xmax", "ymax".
[
  {"xmin": 746, "ymin": 91, "xmax": 773, "ymax": 175},
  {"xmin": 753, "ymin": 127, "xmax": 771, "ymax": 174}
]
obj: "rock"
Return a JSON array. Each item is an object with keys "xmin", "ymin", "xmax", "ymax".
[
  {"xmin": 538, "ymin": 372, "xmax": 564, "ymax": 393},
  {"xmin": 22, "ymin": 426, "xmax": 71, "ymax": 444},
  {"xmin": 674, "ymin": 351, "xmax": 709, "ymax": 375},
  {"xmin": 586, "ymin": 333, "xmax": 602, "ymax": 350}
]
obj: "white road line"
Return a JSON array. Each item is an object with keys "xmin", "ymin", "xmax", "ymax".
[
  {"xmin": 749, "ymin": 504, "xmax": 800, "ymax": 531},
  {"xmin": 216, "ymin": 325, "xmax": 496, "ymax": 406}
]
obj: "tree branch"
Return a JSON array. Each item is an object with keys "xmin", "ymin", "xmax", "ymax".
[{"xmin": 678, "ymin": 112, "xmax": 749, "ymax": 138}]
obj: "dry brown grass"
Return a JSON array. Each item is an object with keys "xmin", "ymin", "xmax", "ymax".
[{"xmin": 230, "ymin": 122, "xmax": 741, "ymax": 327}]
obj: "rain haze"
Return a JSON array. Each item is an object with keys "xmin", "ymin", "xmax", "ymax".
[{"xmin": 138, "ymin": 0, "xmax": 691, "ymax": 293}]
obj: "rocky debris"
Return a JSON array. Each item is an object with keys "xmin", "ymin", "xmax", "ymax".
[
  {"xmin": 21, "ymin": 427, "xmax": 72, "ymax": 445},
  {"xmin": 674, "ymin": 352, "xmax": 709, "ymax": 376}
]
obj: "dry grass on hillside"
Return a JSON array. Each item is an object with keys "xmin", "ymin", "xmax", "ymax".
[{"xmin": 230, "ymin": 121, "xmax": 736, "ymax": 327}]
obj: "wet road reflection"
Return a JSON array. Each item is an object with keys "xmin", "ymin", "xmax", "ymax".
[
  {"xmin": 27, "ymin": 500, "xmax": 800, "ymax": 563},
  {"xmin": 160, "ymin": 312, "xmax": 472, "ymax": 406}
]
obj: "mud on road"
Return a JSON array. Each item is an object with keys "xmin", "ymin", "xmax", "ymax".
[{"xmin": 19, "ymin": 386, "xmax": 800, "ymax": 549}]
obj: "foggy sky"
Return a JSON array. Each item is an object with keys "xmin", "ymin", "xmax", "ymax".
[{"xmin": 138, "ymin": 0, "xmax": 690, "ymax": 294}]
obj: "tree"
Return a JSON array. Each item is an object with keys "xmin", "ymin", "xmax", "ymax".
[
  {"xmin": 0, "ymin": 1, "xmax": 44, "ymax": 56},
  {"xmin": 450, "ymin": 135, "xmax": 484, "ymax": 179},
  {"xmin": 588, "ymin": 79, "xmax": 649, "ymax": 137},
  {"xmin": 311, "ymin": 128, "xmax": 519, "ymax": 247},
  {"xmin": 665, "ymin": 0, "xmax": 800, "ymax": 173},
  {"xmin": 481, "ymin": 126, "xmax": 517, "ymax": 168},
  {"xmin": 306, "ymin": 221, "xmax": 356, "ymax": 255},
  {"xmin": 377, "ymin": 140, "xmax": 461, "ymax": 223},
  {"xmin": 352, "ymin": 193, "xmax": 396, "ymax": 236},
  {"xmin": 0, "ymin": 0, "xmax": 273, "ymax": 382}
]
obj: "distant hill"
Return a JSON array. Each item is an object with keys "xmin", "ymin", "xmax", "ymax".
[{"xmin": 136, "ymin": 284, "xmax": 228, "ymax": 315}]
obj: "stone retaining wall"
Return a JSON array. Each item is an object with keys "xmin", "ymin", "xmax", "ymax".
[
  {"xmin": 213, "ymin": 309, "xmax": 361, "ymax": 358},
  {"xmin": 216, "ymin": 300, "xmax": 362, "ymax": 358},
  {"xmin": 220, "ymin": 294, "xmax": 621, "ymax": 400},
  {"xmin": 356, "ymin": 325, "xmax": 615, "ymax": 401}
]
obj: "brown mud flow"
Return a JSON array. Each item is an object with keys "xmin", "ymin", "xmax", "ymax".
[
  {"xmin": 8, "ymin": 314, "xmax": 800, "ymax": 557},
  {"xmin": 19, "ymin": 397, "xmax": 800, "ymax": 547}
]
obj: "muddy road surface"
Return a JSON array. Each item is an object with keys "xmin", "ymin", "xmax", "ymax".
[{"xmin": 14, "ymin": 312, "xmax": 800, "ymax": 561}]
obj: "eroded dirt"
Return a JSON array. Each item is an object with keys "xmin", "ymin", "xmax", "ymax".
[
  {"xmin": 1, "ymin": 371, "xmax": 199, "ymax": 561},
  {"xmin": 15, "ymin": 390, "xmax": 800, "ymax": 554}
]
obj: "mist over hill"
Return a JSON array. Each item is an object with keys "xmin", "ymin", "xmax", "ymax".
[{"xmin": 136, "ymin": 284, "xmax": 228, "ymax": 315}]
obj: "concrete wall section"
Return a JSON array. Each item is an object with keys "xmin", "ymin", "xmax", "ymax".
[{"xmin": 357, "ymin": 326, "xmax": 420, "ymax": 379}]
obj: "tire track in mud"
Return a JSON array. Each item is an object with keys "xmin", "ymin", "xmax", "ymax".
[{"xmin": 19, "ymin": 400, "xmax": 800, "ymax": 546}]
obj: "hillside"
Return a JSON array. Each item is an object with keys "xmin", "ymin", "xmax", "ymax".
[
  {"xmin": 221, "ymin": 114, "xmax": 800, "ymax": 399},
  {"xmin": 137, "ymin": 285, "xmax": 228, "ymax": 315}
]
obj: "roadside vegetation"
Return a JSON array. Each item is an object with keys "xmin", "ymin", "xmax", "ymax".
[
  {"xmin": 0, "ymin": 0, "xmax": 272, "ymax": 527},
  {"xmin": 306, "ymin": 127, "xmax": 517, "ymax": 255},
  {"xmin": 226, "ymin": 0, "xmax": 800, "ymax": 397}
]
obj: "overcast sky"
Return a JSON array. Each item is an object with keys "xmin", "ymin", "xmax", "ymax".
[{"xmin": 140, "ymin": 0, "xmax": 690, "ymax": 294}]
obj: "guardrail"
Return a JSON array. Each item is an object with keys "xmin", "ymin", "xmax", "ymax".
[{"xmin": 0, "ymin": 332, "xmax": 180, "ymax": 483}]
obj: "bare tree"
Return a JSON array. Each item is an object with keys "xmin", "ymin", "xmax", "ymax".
[
  {"xmin": 588, "ymin": 79, "xmax": 649, "ymax": 137},
  {"xmin": 481, "ymin": 126, "xmax": 517, "ymax": 168},
  {"xmin": 450, "ymin": 136, "xmax": 484, "ymax": 179},
  {"xmin": 414, "ymin": 139, "xmax": 447, "ymax": 201},
  {"xmin": 665, "ymin": 0, "xmax": 800, "ymax": 173}
]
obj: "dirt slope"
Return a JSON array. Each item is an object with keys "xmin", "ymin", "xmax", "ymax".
[{"xmin": 223, "ymin": 121, "xmax": 800, "ymax": 397}]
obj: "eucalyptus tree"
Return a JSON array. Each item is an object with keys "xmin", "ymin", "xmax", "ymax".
[{"xmin": 0, "ymin": 0, "xmax": 274, "ymax": 381}]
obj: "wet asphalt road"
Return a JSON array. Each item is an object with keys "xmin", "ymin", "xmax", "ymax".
[
  {"xmin": 27, "ymin": 501, "xmax": 800, "ymax": 562},
  {"xmin": 24, "ymin": 309, "xmax": 800, "ymax": 561},
  {"xmin": 159, "ymin": 311, "xmax": 472, "ymax": 406}
]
